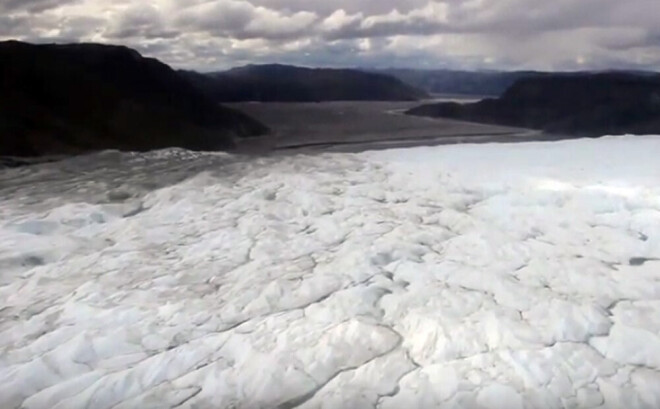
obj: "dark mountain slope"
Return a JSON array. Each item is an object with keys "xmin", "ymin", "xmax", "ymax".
[
  {"xmin": 0, "ymin": 41, "xmax": 267, "ymax": 157},
  {"xmin": 377, "ymin": 68, "xmax": 660, "ymax": 97},
  {"xmin": 407, "ymin": 73, "xmax": 660, "ymax": 136},
  {"xmin": 181, "ymin": 64, "xmax": 429, "ymax": 102}
]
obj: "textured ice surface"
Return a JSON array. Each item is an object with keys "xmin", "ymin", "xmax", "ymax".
[{"xmin": 1, "ymin": 137, "xmax": 660, "ymax": 408}]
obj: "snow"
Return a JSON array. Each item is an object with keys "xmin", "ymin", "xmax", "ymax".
[{"xmin": 1, "ymin": 136, "xmax": 660, "ymax": 408}]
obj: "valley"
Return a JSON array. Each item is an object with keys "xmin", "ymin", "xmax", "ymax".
[{"xmin": 230, "ymin": 100, "xmax": 560, "ymax": 154}]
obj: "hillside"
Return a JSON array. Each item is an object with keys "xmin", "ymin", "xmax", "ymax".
[
  {"xmin": 378, "ymin": 69, "xmax": 660, "ymax": 97},
  {"xmin": 181, "ymin": 64, "xmax": 429, "ymax": 102},
  {"xmin": 407, "ymin": 72, "xmax": 660, "ymax": 136},
  {"xmin": 0, "ymin": 41, "xmax": 268, "ymax": 157}
]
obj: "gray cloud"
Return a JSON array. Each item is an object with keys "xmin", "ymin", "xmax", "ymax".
[
  {"xmin": 175, "ymin": 1, "xmax": 318, "ymax": 40},
  {"xmin": 0, "ymin": 0, "xmax": 74, "ymax": 13},
  {"xmin": 598, "ymin": 30, "xmax": 660, "ymax": 52},
  {"xmin": 0, "ymin": 15, "xmax": 29, "ymax": 36},
  {"xmin": 1, "ymin": 0, "xmax": 659, "ymax": 71},
  {"xmin": 245, "ymin": 0, "xmax": 430, "ymax": 16},
  {"xmin": 105, "ymin": 4, "xmax": 179, "ymax": 40}
]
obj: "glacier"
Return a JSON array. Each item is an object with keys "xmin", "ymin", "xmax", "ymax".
[{"xmin": 1, "ymin": 136, "xmax": 660, "ymax": 408}]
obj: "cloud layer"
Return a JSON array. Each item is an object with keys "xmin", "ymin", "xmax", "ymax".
[{"xmin": 1, "ymin": 0, "xmax": 659, "ymax": 71}]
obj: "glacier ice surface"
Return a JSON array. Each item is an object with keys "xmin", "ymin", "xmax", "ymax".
[{"xmin": 1, "ymin": 137, "xmax": 660, "ymax": 408}]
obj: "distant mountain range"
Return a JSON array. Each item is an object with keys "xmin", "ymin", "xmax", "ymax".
[
  {"xmin": 3, "ymin": 40, "xmax": 659, "ymax": 159},
  {"xmin": 0, "ymin": 41, "xmax": 267, "ymax": 157},
  {"xmin": 373, "ymin": 69, "xmax": 529, "ymax": 96},
  {"xmin": 180, "ymin": 64, "xmax": 429, "ymax": 102},
  {"xmin": 407, "ymin": 72, "xmax": 660, "ymax": 136},
  {"xmin": 374, "ymin": 68, "xmax": 660, "ymax": 97}
]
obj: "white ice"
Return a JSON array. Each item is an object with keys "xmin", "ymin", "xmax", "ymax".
[{"xmin": 1, "ymin": 136, "xmax": 660, "ymax": 408}]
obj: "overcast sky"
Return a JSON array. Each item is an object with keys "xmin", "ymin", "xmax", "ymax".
[{"xmin": 2, "ymin": 0, "xmax": 659, "ymax": 71}]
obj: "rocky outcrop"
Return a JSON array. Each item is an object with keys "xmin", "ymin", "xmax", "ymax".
[{"xmin": 0, "ymin": 41, "xmax": 268, "ymax": 157}]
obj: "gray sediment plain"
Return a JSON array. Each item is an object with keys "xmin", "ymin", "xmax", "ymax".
[{"xmin": 230, "ymin": 100, "xmax": 568, "ymax": 154}]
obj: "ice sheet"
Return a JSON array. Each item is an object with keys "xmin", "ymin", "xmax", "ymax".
[{"xmin": 1, "ymin": 136, "xmax": 660, "ymax": 408}]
